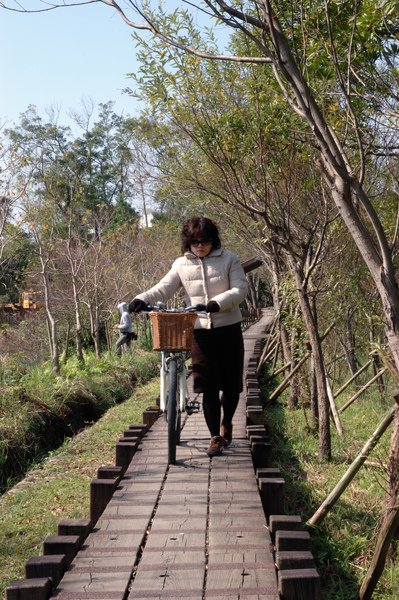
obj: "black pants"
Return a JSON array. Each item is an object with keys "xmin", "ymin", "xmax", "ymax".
[
  {"xmin": 191, "ymin": 322, "xmax": 244, "ymax": 437},
  {"xmin": 202, "ymin": 389, "xmax": 240, "ymax": 437}
]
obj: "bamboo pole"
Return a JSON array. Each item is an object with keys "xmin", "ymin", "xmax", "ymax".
[
  {"xmin": 268, "ymin": 352, "xmax": 311, "ymax": 403},
  {"xmin": 338, "ymin": 368, "xmax": 387, "ymax": 414},
  {"xmin": 325, "ymin": 370, "xmax": 343, "ymax": 436},
  {"xmin": 266, "ymin": 321, "xmax": 336, "ymax": 403},
  {"xmin": 264, "ymin": 361, "xmax": 291, "ymax": 383},
  {"xmin": 257, "ymin": 329, "xmax": 278, "ymax": 371},
  {"xmin": 333, "ymin": 359, "xmax": 373, "ymax": 399},
  {"xmin": 358, "ymin": 393, "xmax": 399, "ymax": 600},
  {"xmin": 271, "ymin": 338, "xmax": 281, "ymax": 372},
  {"xmin": 259, "ymin": 338, "xmax": 279, "ymax": 366},
  {"xmin": 308, "ymin": 405, "xmax": 395, "ymax": 527}
]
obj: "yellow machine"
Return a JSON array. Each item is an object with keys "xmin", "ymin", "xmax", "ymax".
[
  {"xmin": 0, "ymin": 290, "xmax": 40, "ymax": 312},
  {"xmin": 21, "ymin": 291, "xmax": 40, "ymax": 310}
]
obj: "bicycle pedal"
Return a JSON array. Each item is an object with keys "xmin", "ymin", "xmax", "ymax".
[{"xmin": 186, "ymin": 401, "xmax": 200, "ymax": 414}]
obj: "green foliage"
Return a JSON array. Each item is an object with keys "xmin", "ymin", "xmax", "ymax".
[
  {"xmin": 0, "ymin": 349, "xmax": 159, "ymax": 493},
  {"xmin": 0, "ymin": 225, "xmax": 35, "ymax": 302},
  {"xmin": 264, "ymin": 377, "xmax": 395, "ymax": 598},
  {"xmin": 0, "ymin": 378, "xmax": 159, "ymax": 595}
]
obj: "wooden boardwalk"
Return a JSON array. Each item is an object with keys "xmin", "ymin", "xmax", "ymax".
[{"xmin": 50, "ymin": 310, "xmax": 278, "ymax": 600}]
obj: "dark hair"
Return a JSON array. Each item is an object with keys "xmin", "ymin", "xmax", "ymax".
[{"xmin": 181, "ymin": 216, "xmax": 221, "ymax": 253}]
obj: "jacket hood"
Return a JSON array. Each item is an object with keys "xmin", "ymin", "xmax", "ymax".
[{"xmin": 117, "ymin": 302, "xmax": 129, "ymax": 314}]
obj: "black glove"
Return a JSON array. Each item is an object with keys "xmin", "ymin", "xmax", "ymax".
[
  {"xmin": 194, "ymin": 304, "xmax": 207, "ymax": 312},
  {"xmin": 129, "ymin": 298, "xmax": 147, "ymax": 313},
  {"xmin": 206, "ymin": 300, "xmax": 220, "ymax": 313}
]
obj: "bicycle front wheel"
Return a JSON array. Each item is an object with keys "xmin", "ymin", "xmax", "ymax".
[{"xmin": 167, "ymin": 358, "xmax": 179, "ymax": 464}]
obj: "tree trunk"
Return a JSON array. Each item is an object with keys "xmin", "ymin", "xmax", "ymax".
[
  {"xmin": 291, "ymin": 262, "xmax": 331, "ymax": 460},
  {"xmin": 63, "ymin": 320, "xmax": 71, "ymax": 365},
  {"xmin": 262, "ymin": 5, "xmax": 399, "ymax": 378},
  {"xmin": 41, "ymin": 264, "xmax": 60, "ymax": 375},
  {"xmin": 71, "ymin": 277, "xmax": 84, "ymax": 362},
  {"xmin": 367, "ymin": 315, "xmax": 385, "ymax": 396},
  {"xmin": 339, "ymin": 307, "xmax": 358, "ymax": 375},
  {"xmin": 310, "ymin": 355, "xmax": 318, "ymax": 428}
]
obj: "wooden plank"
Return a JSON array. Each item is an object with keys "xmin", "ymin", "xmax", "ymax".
[
  {"xmin": 131, "ymin": 566, "xmax": 204, "ymax": 592},
  {"xmin": 209, "ymin": 515, "xmax": 266, "ymax": 529},
  {"xmin": 100, "ymin": 505, "xmax": 155, "ymax": 518},
  {"xmin": 210, "ymin": 480, "xmax": 259, "ymax": 492},
  {"xmin": 82, "ymin": 532, "xmax": 143, "ymax": 549},
  {"xmin": 155, "ymin": 503, "xmax": 208, "ymax": 517},
  {"xmin": 148, "ymin": 517, "xmax": 207, "ymax": 531},
  {"xmin": 206, "ymin": 565, "xmax": 277, "ymax": 591},
  {"xmin": 129, "ymin": 591, "xmax": 203, "ymax": 599},
  {"xmin": 209, "ymin": 500, "xmax": 265, "ymax": 513},
  {"xmin": 207, "ymin": 549, "xmax": 273, "ymax": 566},
  {"xmin": 208, "ymin": 528, "xmax": 270, "ymax": 548},
  {"xmin": 144, "ymin": 531, "xmax": 205, "ymax": 551},
  {"xmin": 55, "ymin": 569, "xmax": 131, "ymax": 594},
  {"xmin": 138, "ymin": 550, "xmax": 205, "ymax": 567},
  {"xmin": 69, "ymin": 557, "xmax": 135, "ymax": 569}
]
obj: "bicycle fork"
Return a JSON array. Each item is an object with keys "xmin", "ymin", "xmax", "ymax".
[{"xmin": 160, "ymin": 352, "xmax": 187, "ymax": 415}]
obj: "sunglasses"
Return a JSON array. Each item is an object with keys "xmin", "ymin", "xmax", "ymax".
[{"xmin": 191, "ymin": 239, "xmax": 211, "ymax": 247}]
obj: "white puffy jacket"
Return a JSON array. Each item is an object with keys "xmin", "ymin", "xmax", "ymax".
[{"xmin": 136, "ymin": 248, "xmax": 248, "ymax": 329}]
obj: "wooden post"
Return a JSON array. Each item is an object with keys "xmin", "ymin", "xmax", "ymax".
[
  {"xmin": 42, "ymin": 535, "xmax": 80, "ymax": 566},
  {"xmin": 246, "ymin": 405, "xmax": 264, "ymax": 426},
  {"xmin": 275, "ymin": 551, "xmax": 315, "ymax": 570},
  {"xmin": 6, "ymin": 578, "xmax": 52, "ymax": 600},
  {"xmin": 115, "ymin": 440, "xmax": 138, "ymax": 470},
  {"xmin": 89, "ymin": 478, "xmax": 116, "ymax": 525},
  {"xmin": 25, "ymin": 555, "xmax": 67, "ymax": 589},
  {"xmin": 258, "ymin": 477, "xmax": 285, "ymax": 519},
  {"xmin": 143, "ymin": 407, "xmax": 160, "ymax": 427},
  {"xmin": 278, "ymin": 568, "xmax": 322, "ymax": 599},
  {"xmin": 275, "ymin": 530, "xmax": 311, "ymax": 551},
  {"xmin": 269, "ymin": 514, "xmax": 302, "ymax": 535},
  {"xmin": 96, "ymin": 466, "xmax": 123, "ymax": 480},
  {"xmin": 338, "ymin": 368, "xmax": 387, "ymax": 413},
  {"xmin": 57, "ymin": 518, "xmax": 92, "ymax": 542},
  {"xmin": 308, "ymin": 405, "xmax": 395, "ymax": 527}
]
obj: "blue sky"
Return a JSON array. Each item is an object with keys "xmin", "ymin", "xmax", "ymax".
[{"xmin": 0, "ymin": 3, "xmax": 144, "ymax": 128}]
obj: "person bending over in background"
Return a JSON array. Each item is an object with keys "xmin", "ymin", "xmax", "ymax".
[
  {"xmin": 129, "ymin": 216, "xmax": 248, "ymax": 457},
  {"xmin": 115, "ymin": 302, "xmax": 136, "ymax": 356}
]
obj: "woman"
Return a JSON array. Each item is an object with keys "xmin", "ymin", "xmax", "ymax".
[{"xmin": 129, "ymin": 216, "xmax": 248, "ymax": 457}]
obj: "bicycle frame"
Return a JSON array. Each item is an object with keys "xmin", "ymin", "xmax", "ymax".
[{"xmin": 143, "ymin": 303, "xmax": 203, "ymax": 464}]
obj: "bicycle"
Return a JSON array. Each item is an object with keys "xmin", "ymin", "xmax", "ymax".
[{"xmin": 144, "ymin": 303, "xmax": 204, "ymax": 464}]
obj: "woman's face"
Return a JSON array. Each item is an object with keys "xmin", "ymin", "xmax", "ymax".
[{"xmin": 190, "ymin": 238, "xmax": 212, "ymax": 257}]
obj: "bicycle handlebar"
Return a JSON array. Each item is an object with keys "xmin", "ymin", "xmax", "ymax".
[{"xmin": 143, "ymin": 302, "xmax": 206, "ymax": 313}]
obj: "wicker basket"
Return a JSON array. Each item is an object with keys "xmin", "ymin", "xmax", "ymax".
[{"xmin": 149, "ymin": 311, "xmax": 197, "ymax": 351}]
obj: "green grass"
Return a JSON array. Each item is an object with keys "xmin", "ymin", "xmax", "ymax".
[
  {"xmin": 0, "ymin": 378, "xmax": 159, "ymax": 596},
  {"xmin": 265, "ymin": 380, "xmax": 399, "ymax": 599},
  {"xmin": 0, "ymin": 349, "xmax": 160, "ymax": 492}
]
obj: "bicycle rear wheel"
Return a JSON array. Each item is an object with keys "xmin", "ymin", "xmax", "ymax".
[{"xmin": 167, "ymin": 359, "xmax": 179, "ymax": 464}]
